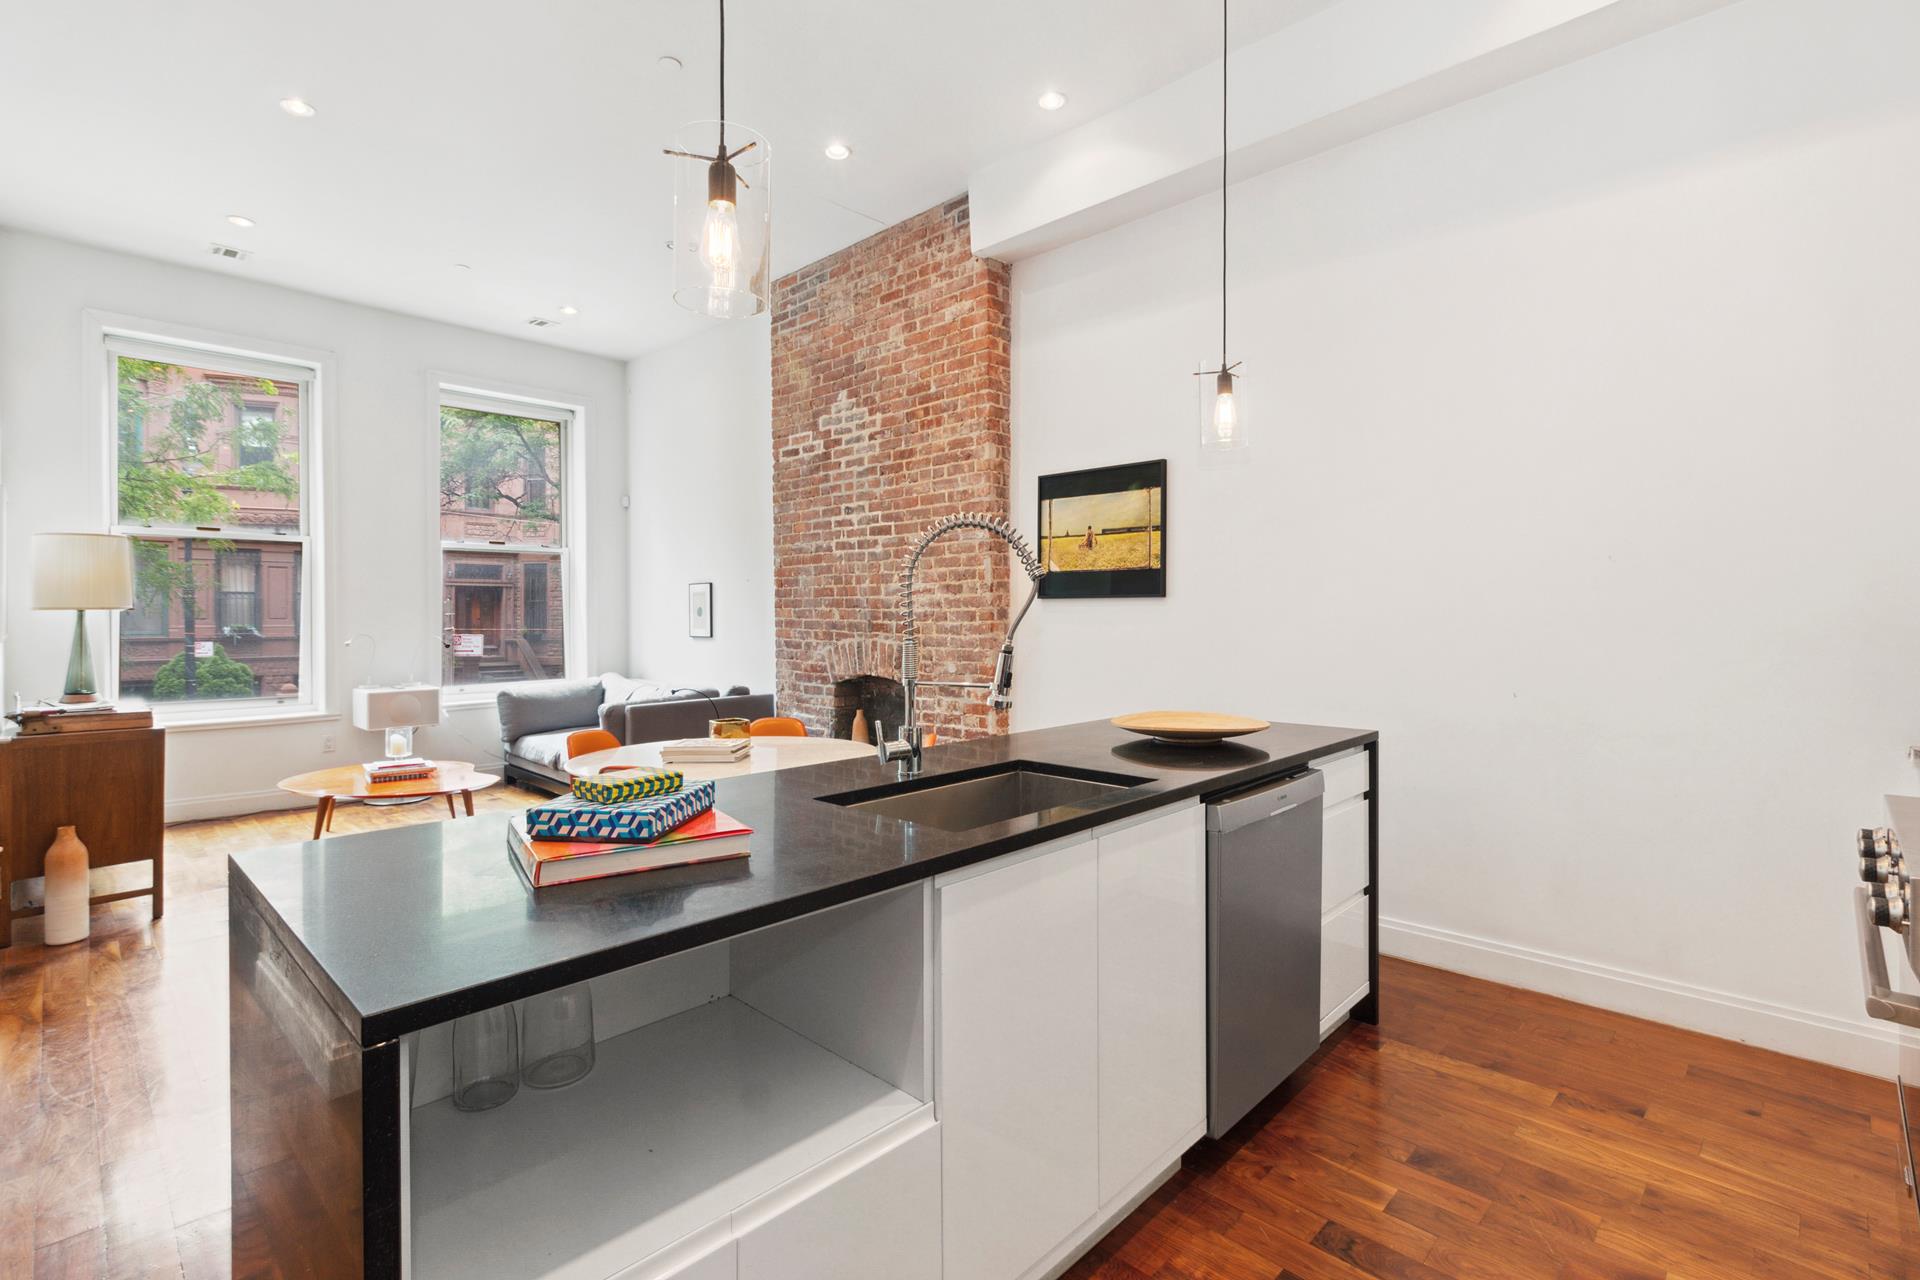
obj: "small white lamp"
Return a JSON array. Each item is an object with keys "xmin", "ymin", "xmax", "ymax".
[
  {"xmin": 352, "ymin": 684, "xmax": 442, "ymax": 759},
  {"xmin": 32, "ymin": 533, "xmax": 133, "ymax": 704}
]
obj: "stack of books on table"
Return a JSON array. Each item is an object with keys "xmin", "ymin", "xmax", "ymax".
[
  {"xmin": 509, "ymin": 777, "xmax": 752, "ymax": 888},
  {"xmin": 658, "ymin": 737, "xmax": 752, "ymax": 766},
  {"xmin": 9, "ymin": 704, "xmax": 154, "ymax": 735},
  {"xmin": 364, "ymin": 756, "xmax": 436, "ymax": 783}
]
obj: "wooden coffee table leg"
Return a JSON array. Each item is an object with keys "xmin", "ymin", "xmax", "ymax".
[
  {"xmin": 445, "ymin": 793, "xmax": 456, "ymax": 819},
  {"xmin": 463, "ymin": 790, "xmax": 475, "ymax": 817},
  {"xmin": 312, "ymin": 798, "xmax": 330, "ymax": 840}
]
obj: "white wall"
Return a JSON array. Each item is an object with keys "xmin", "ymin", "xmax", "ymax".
[
  {"xmin": 0, "ymin": 230, "xmax": 630, "ymax": 819},
  {"xmin": 626, "ymin": 316, "xmax": 775, "ymax": 695},
  {"xmin": 1010, "ymin": 0, "xmax": 1920, "ymax": 1073}
]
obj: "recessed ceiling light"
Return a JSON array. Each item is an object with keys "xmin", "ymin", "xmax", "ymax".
[
  {"xmin": 279, "ymin": 97, "xmax": 316, "ymax": 118},
  {"xmin": 558, "ymin": 304, "xmax": 579, "ymax": 316},
  {"xmin": 824, "ymin": 142, "xmax": 851, "ymax": 161},
  {"xmin": 657, "ymin": 55, "xmax": 683, "ymax": 71},
  {"xmin": 226, "ymin": 214, "xmax": 255, "ymax": 229},
  {"xmin": 452, "ymin": 262, "xmax": 471, "ymax": 270},
  {"xmin": 1036, "ymin": 90, "xmax": 1068, "ymax": 111}
]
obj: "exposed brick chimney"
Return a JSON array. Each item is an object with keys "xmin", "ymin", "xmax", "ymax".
[{"xmin": 771, "ymin": 196, "xmax": 1012, "ymax": 740}]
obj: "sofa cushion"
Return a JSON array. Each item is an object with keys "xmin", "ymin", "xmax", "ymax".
[
  {"xmin": 497, "ymin": 679, "xmax": 603, "ymax": 744},
  {"xmin": 509, "ymin": 730, "xmax": 574, "ymax": 771}
]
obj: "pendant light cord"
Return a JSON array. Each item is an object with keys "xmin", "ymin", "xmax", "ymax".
[
  {"xmin": 1220, "ymin": 0, "xmax": 1229, "ymax": 371},
  {"xmin": 718, "ymin": 0, "xmax": 727, "ymax": 151}
]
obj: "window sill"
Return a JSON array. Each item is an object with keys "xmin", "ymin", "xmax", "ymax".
[
  {"xmin": 442, "ymin": 682, "xmax": 576, "ymax": 712},
  {"xmin": 442, "ymin": 692, "xmax": 508, "ymax": 712},
  {"xmin": 150, "ymin": 708, "xmax": 339, "ymax": 734}
]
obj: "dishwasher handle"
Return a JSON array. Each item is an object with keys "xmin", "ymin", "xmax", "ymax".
[{"xmin": 1207, "ymin": 769, "xmax": 1324, "ymax": 834}]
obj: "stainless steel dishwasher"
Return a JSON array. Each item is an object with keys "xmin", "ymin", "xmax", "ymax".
[{"xmin": 1207, "ymin": 768, "xmax": 1324, "ymax": 1138}]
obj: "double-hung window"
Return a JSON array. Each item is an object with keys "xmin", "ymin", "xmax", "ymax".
[
  {"xmin": 438, "ymin": 391, "xmax": 572, "ymax": 689},
  {"xmin": 107, "ymin": 335, "xmax": 317, "ymax": 711}
]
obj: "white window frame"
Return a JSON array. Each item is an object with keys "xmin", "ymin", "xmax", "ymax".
[
  {"xmin": 95, "ymin": 321, "xmax": 328, "ymax": 725},
  {"xmin": 432, "ymin": 382, "xmax": 586, "ymax": 700}
]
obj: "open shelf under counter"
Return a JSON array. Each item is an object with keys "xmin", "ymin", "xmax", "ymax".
[{"xmin": 408, "ymin": 995, "xmax": 929, "ymax": 1280}]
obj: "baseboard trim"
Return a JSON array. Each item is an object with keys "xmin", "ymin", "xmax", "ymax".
[
  {"xmin": 164, "ymin": 759, "xmax": 509, "ymax": 824},
  {"xmin": 165, "ymin": 788, "xmax": 310, "ymax": 824},
  {"xmin": 1380, "ymin": 915, "xmax": 1898, "ymax": 1079}
]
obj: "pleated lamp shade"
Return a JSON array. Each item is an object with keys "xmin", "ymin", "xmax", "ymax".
[{"xmin": 32, "ymin": 534, "xmax": 133, "ymax": 611}]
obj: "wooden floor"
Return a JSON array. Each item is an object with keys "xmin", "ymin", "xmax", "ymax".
[
  {"xmin": 0, "ymin": 785, "xmax": 543, "ymax": 1280},
  {"xmin": 2, "ymin": 794, "xmax": 1911, "ymax": 1279},
  {"xmin": 1068, "ymin": 962, "xmax": 1916, "ymax": 1280}
]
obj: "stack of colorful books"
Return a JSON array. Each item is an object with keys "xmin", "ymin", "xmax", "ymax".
[
  {"xmin": 365, "ymin": 756, "xmax": 436, "ymax": 783},
  {"xmin": 509, "ymin": 774, "xmax": 752, "ymax": 888}
]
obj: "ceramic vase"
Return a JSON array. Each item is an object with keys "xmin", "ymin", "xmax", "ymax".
[
  {"xmin": 43, "ymin": 825, "xmax": 90, "ymax": 946},
  {"xmin": 850, "ymin": 709, "xmax": 869, "ymax": 745}
]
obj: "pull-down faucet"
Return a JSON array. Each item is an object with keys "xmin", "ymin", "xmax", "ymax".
[{"xmin": 876, "ymin": 513, "xmax": 1047, "ymax": 778}]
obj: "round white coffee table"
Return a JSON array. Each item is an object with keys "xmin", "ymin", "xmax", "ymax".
[{"xmin": 566, "ymin": 736, "xmax": 874, "ymax": 782}]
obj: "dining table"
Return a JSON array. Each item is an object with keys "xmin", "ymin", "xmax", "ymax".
[{"xmin": 564, "ymin": 734, "xmax": 875, "ymax": 783}]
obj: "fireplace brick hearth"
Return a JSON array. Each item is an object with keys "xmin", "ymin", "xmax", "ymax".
[{"xmin": 772, "ymin": 196, "xmax": 1011, "ymax": 741}]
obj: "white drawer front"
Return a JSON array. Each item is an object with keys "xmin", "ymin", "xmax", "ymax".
[
  {"xmin": 1320, "ymin": 893, "xmax": 1369, "ymax": 1020},
  {"xmin": 736, "ymin": 1121, "xmax": 940, "ymax": 1280},
  {"xmin": 1314, "ymin": 749, "xmax": 1369, "ymax": 808},
  {"xmin": 1322, "ymin": 796, "xmax": 1369, "ymax": 911}
]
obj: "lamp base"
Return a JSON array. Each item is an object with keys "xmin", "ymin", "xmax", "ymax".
[{"xmin": 60, "ymin": 610, "xmax": 101, "ymax": 704}]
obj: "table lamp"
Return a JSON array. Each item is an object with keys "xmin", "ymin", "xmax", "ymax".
[
  {"xmin": 352, "ymin": 684, "xmax": 442, "ymax": 759},
  {"xmin": 32, "ymin": 533, "xmax": 133, "ymax": 704}
]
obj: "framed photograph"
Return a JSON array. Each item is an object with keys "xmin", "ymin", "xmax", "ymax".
[
  {"xmin": 1038, "ymin": 459, "xmax": 1166, "ymax": 598},
  {"xmin": 688, "ymin": 582, "xmax": 714, "ymax": 638}
]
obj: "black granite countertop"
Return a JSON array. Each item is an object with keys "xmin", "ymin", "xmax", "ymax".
[{"xmin": 229, "ymin": 718, "xmax": 1374, "ymax": 1045}]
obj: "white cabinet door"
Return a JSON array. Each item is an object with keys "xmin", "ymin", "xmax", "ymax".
[
  {"xmin": 736, "ymin": 1120, "xmax": 940, "ymax": 1280},
  {"xmin": 1322, "ymin": 796, "xmax": 1370, "ymax": 911},
  {"xmin": 1096, "ymin": 806, "xmax": 1206, "ymax": 1204},
  {"xmin": 1321, "ymin": 892, "xmax": 1370, "ymax": 1023},
  {"xmin": 938, "ymin": 839, "xmax": 1100, "ymax": 1280}
]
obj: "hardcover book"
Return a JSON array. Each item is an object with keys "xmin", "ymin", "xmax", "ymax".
[
  {"xmin": 509, "ymin": 808, "xmax": 751, "ymax": 888},
  {"xmin": 524, "ymin": 780, "xmax": 717, "ymax": 843}
]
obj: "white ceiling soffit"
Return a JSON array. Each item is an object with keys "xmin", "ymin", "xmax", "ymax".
[{"xmin": 967, "ymin": 0, "xmax": 1741, "ymax": 262}]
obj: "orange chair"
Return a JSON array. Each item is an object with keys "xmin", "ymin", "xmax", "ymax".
[
  {"xmin": 749, "ymin": 716, "xmax": 807, "ymax": 737},
  {"xmin": 566, "ymin": 728, "xmax": 621, "ymax": 760}
]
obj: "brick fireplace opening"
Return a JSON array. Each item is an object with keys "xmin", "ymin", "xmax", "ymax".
[
  {"xmin": 822, "ymin": 637, "xmax": 905, "ymax": 742},
  {"xmin": 772, "ymin": 195, "xmax": 1012, "ymax": 741}
]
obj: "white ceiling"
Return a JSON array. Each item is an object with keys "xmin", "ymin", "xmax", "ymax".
[{"xmin": 0, "ymin": 0, "xmax": 1329, "ymax": 359}]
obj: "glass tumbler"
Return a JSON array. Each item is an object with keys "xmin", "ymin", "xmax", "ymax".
[
  {"xmin": 451, "ymin": 1006, "xmax": 519, "ymax": 1112},
  {"xmin": 521, "ymin": 982, "xmax": 595, "ymax": 1089}
]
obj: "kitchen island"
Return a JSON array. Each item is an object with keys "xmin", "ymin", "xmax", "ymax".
[{"xmin": 230, "ymin": 718, "xmax": 1378, "ymax": 1279}]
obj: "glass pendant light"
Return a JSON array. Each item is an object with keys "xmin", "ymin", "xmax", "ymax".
[
  {"xmin": 666, "ymin": 0, "xmax": 770, "ymax": 318},
  {"xmin": 1197, "ymin": 0, "xmax": 1249, "ymax": 461}
]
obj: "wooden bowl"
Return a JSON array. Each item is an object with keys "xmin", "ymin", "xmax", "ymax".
[{"xmin": 1111, "ymin": 711, "xmax": 1271, "ymax": 745}]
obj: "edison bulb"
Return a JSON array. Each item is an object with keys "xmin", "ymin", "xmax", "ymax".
[
  {"xmin": 701, "ymin": 197, "xmax": 739, "ymax": 289},
  {"xmin": 1212, "ymin": 386, "xmax": 1238, "ymax": 444}
]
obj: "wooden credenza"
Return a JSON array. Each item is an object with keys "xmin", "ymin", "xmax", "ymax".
[{"xmin": 0, "ymin": 725, "xmax": 165, "ymax": 947}]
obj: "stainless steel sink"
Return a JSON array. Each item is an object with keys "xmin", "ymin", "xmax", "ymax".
[{"xmin": 820, "ymin": 762, "xmax": 1148, "ymax": 833}]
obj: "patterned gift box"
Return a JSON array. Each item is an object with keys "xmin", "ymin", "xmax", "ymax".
[
  {"xmin": 571, "ymin": 769, "xmax": 685, "ymax": 805},
  {"xmin": 526, "ymin": 780, "xmax": 716, "ymax": 843}
]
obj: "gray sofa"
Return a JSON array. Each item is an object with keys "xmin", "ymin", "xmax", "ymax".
[{"xmin": 497, "ymin": 676, "xmax": 775, "ymax": 793}]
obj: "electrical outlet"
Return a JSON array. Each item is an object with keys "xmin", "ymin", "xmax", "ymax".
[{"xmin": 321, "ymin": 734, "xmax": 336, "ymax": 754}]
